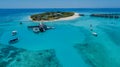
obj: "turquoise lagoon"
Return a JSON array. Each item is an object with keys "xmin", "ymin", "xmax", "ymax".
[{"xmin": 0, "ymin": 8, "xmax": 120, "ymax": 67}]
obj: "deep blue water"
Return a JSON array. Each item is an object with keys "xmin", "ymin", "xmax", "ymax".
[
  {"xmin": 0, "ymin": 8, "xmax": 120, "ymax": 14},
  {"xmin": 0, "ymin": 8, "xmax": 120, "ymax": 67}
]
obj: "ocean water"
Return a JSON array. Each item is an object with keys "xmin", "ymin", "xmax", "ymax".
[{"xmin": 0, "ymin": 8, "xmax": 120, "ymax": 67}]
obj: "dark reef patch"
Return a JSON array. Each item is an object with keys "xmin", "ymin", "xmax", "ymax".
[
  {"xmin": 0, "ymin": 45, "xmax": 26, "ymax": 67},
  {"xmin": 97, "ymin": 25, "xmax": 120, "ymax": 46},
  {"xmin": 74, "ymin": 42, "xmax": 111, "ymax": 67},
  {"xmin": 0, "ymin": 44, "xmax": 62, "ymax": 67}
]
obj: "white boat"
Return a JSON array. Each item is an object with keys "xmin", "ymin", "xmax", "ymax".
[
  {"xmin": 92, "ymin": 32, "xmax": 98, "ymax": 37},
  {"xmin": 12, "ymin": 30, "xmax": 17, "ymax": 36}
]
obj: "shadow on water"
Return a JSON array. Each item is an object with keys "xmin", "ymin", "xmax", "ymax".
[
  {"xmin": 97, "ymin": 25, "xmax": 120, "ymax": 46},
  {"xmin": 74, "ymin": 26, "xmax": 120, "ymax": 67}
]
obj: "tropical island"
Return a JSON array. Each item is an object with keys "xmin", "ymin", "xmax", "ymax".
[{"xmin": 30, "ymin": 12, "xmax": 80, "ymax": 22}]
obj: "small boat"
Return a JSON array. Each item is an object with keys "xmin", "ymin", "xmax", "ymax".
[
  {"xmin": 20, "ymin": 22, "xmax": 22, "ymax": 24},
  {"xmin": 92, "ymin": 32, "xmax": 98, "ymax": 37},
  {"xmin": 12, "ymin": 30, "xmax": 17, "ymax": 36},
  {"xmin": 33, "ymin": 27, "xmax": 40, "ymax": 33},
  {"xmin": 9, "ymin": 38, "xmax": 19, "ymax": 44}
]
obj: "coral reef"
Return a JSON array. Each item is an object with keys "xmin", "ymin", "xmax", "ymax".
[
  {"xmin": 0, "ymin": 45, "xmax": 25, "ymax": 67},
  {"xmin": 0, "ymin": 45, "xmax": 62, "ymax": 67},
  {"xmin": 74, "ymin": 41, "xmax": 120, "ymax": 67}
]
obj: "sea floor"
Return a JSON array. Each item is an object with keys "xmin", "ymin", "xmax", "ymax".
[{"xmin": 0, "ymin": 10, "xmax": 120, "ymax": 67}]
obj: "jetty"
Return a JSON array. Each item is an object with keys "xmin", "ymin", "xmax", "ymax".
[
  {"xmin": 28, "ymin": 26, "xmax": 39, "ymax": 28},
  {"xmin": 90, "ymin": 14, "xmax": 120, "ymax": 19},
  {"xmin": 28, "ymin": 23, "xmax": 54, "ymax": 33},
  {"xmin": 79, "ymin": 14, "xmax": 85, "ymax": 16}
]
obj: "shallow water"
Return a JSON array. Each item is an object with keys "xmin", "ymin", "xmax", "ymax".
[{"xmin": 0, "ymin": 8, "xmax": 120, "ymax": 67}]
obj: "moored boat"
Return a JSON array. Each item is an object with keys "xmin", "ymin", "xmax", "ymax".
[
  {"xmin": 92, "ymin": 32, "xmax": 98, "ymax": 37},
  {"xmin": 9, "ymin": 38, "xmax": 19, "ymax": 44},
  {"xmin": 12, "ymin": 30, "xmax": 17, "ymax": 36}
]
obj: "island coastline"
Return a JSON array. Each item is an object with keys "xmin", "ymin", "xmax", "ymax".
[{"xmin": 29, "ymin": 13, "xmax": 80, "ymax": 22}]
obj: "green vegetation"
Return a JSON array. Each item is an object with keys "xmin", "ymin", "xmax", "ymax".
[{"xmin": 30, "ymin": 12, "xmax": 74, "ymax": 21}]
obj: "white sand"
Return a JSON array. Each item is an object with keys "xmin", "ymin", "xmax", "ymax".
[
  {"xmin": 53, "ymin": 13, "xmax": 80, "ymax": 21},
  {"xmin": 29, "ymin": 13, "xmax": 80, "ymax": 22}
]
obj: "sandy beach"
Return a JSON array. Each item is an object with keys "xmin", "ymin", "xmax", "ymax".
[
  {"xmin": 29, "ymin": 13, "xmax": 80, "ymax": 22},
  {"xmin": 54, "ymin": 13, "xmax": 80, "ymax": 21}
]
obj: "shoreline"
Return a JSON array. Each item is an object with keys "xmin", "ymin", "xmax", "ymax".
[{"xmin": 29, "ymin": 13, "xmax": 80, "ymax": 22}]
